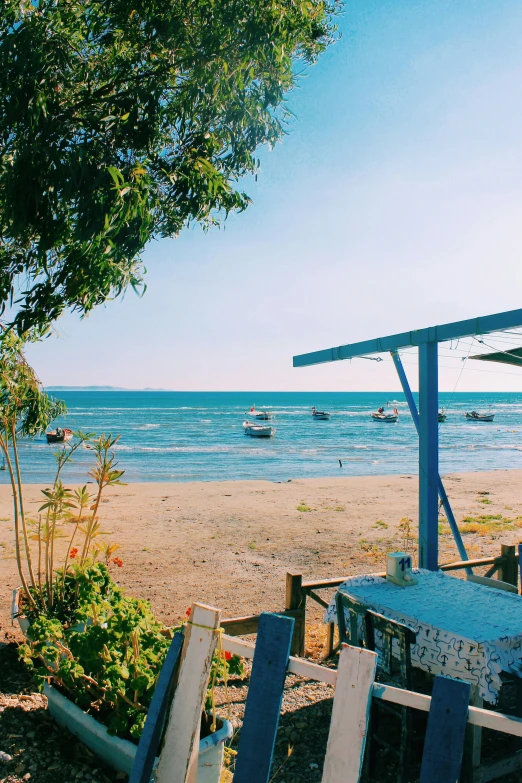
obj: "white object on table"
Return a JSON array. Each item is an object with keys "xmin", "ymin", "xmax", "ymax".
[
  {"xmin": 386, "ymin": 551, "xmax": 418, "ymax": 587},
  {"xmin": 324, "ymin": 569, "xmax": 522, "ymax": 703}
]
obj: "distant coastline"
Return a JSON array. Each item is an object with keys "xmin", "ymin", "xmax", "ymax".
[{"xmin": 45, "ymin": 385, "xmax": 168, "ymax": 391}]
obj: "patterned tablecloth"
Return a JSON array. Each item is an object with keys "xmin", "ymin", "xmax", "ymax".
[{"xmin": 324, "ymin": 569, "xmax": 522, "ymax": 703}]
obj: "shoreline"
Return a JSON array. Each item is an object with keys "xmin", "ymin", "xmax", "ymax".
[
  {"xmin": 1, "ymin": 463, "xmax": 519, "ymax": 487},
  {"xmin": 2, "ymin": 468, "xmax": 522, "ymax": 633}
]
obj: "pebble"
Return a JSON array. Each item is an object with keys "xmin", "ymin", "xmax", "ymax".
[{"xmin": 0, "ymin": 751, "xmax": 12, "ymax": 764}]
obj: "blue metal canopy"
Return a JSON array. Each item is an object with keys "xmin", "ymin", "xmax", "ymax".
[{"xmin": 293, "ymin": 308, "xmax": 522, "ymax": 571}]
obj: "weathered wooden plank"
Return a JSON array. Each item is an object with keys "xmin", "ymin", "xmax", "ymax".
[
  {"xmin": 220, "ymin": 609, "xmax": 302, "ymax": 637},
  {"xmin": 286, "ymin": 572, "xmax": 305, "ymax": 656},
  {"xmin": 322, "ymin": 645, "xmax": 378, "ymax": 783},
  {"xmin": 129, "ymin": 629, "xmax": 184, "ymax": 783},
  {"xmin": 222, "ymin": 634, "xmax": 338, "ymax": 685},
  {"xmin": 233, "ymin": 613, "xmax": 294, "ymax": 783},
  {"xmin": 155, "ymin": 603, "xmax": 221, "ymax": 783},
  {"xmin": 519, "ymin": 543, "xmax": 522, "ymax": 594},
  {"xmin": 473, "ymin": 750, "xmax": 522, "ymax": 783},
  {"xmin": 420, "ymin": 675, "xmax": 470, "ymax": 783},
  {"xmin": 499, "ymin": 544, "xmax": 518, "ymax": 586}
]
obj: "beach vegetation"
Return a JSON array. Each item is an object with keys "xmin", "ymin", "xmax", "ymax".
[
  {"xmin": 458, "ymin": 513, "xmax": 522, "ymax": 535},
  {"xmin": 373, "ymin": 519, "xmax": 388, "ymax": 529},
  {"xmin": 297, "ymin": 502, "xmax": 312, "ymax": 512},
  {"xmin": 398, "ymin": 517, "xmax": 414, "ymax": 551},
  {"xmin": 0, "ymin": 0, "xmax": 339, "ymax": 335}
]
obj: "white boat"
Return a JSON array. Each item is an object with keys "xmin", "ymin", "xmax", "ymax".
[
  {"xmin": 243, "ymin": 420, "xmax": 273, "ymax": 437},
  {"xmin": 247, "ymin": 406, "xmax": 271, "ymax": 420},
  {"xmin": 371, "ymin": 407, "xmax": 399, "ymax": 423},
  {"xmin": 465, "ymin": 411, "xmax": 495, "ymax": 422},
  {"xmin": 312, "ymin": 407, "xmax": 331, "ymax": 420}
]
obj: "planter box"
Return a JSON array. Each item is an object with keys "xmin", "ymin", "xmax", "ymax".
[
  {"xmin": 12, "ymin": 589, "xmax": 232, "ymax": 782},
  {"xmin": 44, "ymin": 684, "xmax": 232, "ymax": 782}
]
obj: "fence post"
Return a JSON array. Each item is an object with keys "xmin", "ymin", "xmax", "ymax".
[
  {"xmin": 519, "ymin": 543, "xmax": 522, "ymax": 595},
  {"xmin": 285, "ymin": 572, "xmax": 305, "ymax": 657},
  {"xmin": 499, "ymin": 544, "xmax": 517, "ymax": 587}
]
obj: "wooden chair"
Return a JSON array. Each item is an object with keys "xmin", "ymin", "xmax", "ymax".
[
  {"xmin": 335, "ymin": 590, "xmax": 370, "ymax": 648},
  {"xmin": 364, "ymin": 609, "xmax": 417, "ymax": 783}
]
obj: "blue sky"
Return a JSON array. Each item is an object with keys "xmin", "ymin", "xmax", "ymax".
[{"xmin": 27, "ymin": 0, "xmax": 522, "ymax": 392}]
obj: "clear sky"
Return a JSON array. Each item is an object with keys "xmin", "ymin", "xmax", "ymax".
[{"xmin": 26, "ymin": 0, "xmax": 522, "ymax": 392}]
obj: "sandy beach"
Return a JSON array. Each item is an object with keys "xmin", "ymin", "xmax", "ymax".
[{"xmin": 2, "ymin": 469, "xmax": 522, "ymax": 636}]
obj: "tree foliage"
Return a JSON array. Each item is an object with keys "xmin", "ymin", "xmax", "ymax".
[{"xmin": 0, "ymin": 0, "xmax": 338, "ymax": 333}]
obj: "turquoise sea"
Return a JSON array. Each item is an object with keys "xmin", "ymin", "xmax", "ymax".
[{"xmin": 7, "ymin": 391, "xmax": 522, "ymax": 484}]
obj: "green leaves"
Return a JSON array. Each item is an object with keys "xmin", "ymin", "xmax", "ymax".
[{"xmin": 0, "ymin": 0, "xmax": 338, "ymax": 334}]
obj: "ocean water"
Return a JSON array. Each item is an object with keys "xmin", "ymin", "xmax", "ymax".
[{"xmin": 6, "ymin": 391, "xmax": 522, "ymax": 484}]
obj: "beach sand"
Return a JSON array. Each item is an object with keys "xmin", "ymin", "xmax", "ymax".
[{"xmin": 1, "ymin": 469, "xmax": 522, "ymax": 635}]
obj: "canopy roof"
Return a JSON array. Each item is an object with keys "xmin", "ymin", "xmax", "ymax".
[
  {"xmin": 293, "ymin": 307, "xmax": 522, "ymax": 367},
  {"xmin": 470, "ymin": 346, "xmax": 522, "ymax": 368}
]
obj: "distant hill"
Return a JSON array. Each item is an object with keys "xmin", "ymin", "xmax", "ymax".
[{"xmin": 45, "ymin": 385, "xmax": 168, "ymax": 391}]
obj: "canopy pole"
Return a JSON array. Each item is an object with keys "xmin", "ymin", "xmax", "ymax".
[
  {"xmin": 390, "ymin": 351, "xmax": 471, "ymax": 574},
  {"xmin": 418, "ymin": 342, "xmax": 439, "ymax": 570}
]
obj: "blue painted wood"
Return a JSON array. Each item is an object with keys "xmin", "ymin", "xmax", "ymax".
[
  {"xmin": 391, "ymin": 350, "xmax": 470, "ymax": 571},
  {"xmin": 419, "ymin": 341, "xmax": 439, "ymax": 571},
  {"xmin": 233, "ymin": 612, "xmax": 294, "ymax": 783},
  {"xmin": 129, "ymin": 628, "xmax": 184, "ymax": 783},
  {"xmin": 420, "ymin": 675, "xmax": 470, "ymax": 783},
  {"xmin": 293, "ymin": 308, "xmax": 522, "ymax": 366},
  {"xmin": 519, "ymin": 543, "xmax": 522, "ymax": 594}
]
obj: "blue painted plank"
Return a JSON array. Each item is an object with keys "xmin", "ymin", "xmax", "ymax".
[
  {"xmin": 233, "ymin": 612, "xmax": 294, "ymax": 783},
  {"xmin": 519, "ymin": 543, "xmax": 522, "ymax": 594},
  {"xmin": 391, "ymin": 350, "xmax": 470, "ymax": 570},
  {"xmin": 418, "ymin": 341, "xmax": 439, "ymax": 571},
  {"xmin": 293, "ymin": 307, "xmax": 522, "ymax": 366},
  {"xmin": 420, "ymin": 675, "xmax": 470, "ymax": 783},
  {"xmin": 129, "ymin": 628, "xmax": 184, "ymax": 783}
]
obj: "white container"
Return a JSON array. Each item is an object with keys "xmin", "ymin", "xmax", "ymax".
[
  {"xmin": 12, "ymin": 590, "xmax": 231, "ymax": 782},
  {"xmin": 43, "ymin": 684, "xmax": 232, "ymax": 782}
]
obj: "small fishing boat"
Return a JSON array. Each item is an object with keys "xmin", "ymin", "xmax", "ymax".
[
  {"xmin": 438, "ymin": 409, "xmax": 447, "ymax": 422},
  {"xmin": 243, "ymin": 420, "xmax": 273, "ymax": 438},
  {"xmin": 247, "ymin": 406, "xmax": 271, "ymax": 420},
  {"xmin": 465, "ymin": 411, "xmax": 495, "ymax": 422},
  {"xmin": 46, "ymin": 427, "xmax": 73, "ymax": 444},
  {"xmin": 371, "ymin": 407, "xmax": 399, "ymax": 423},
  {"xmin": 312, "ymin": 407, "xmax": 331, "ymax": 420}
]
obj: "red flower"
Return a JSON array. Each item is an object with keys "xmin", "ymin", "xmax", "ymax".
[
  {"xmin": 185, "ymin": 607, "xmax": 192, "ymax": 617},
  {"xmin": 69, "ymin": 548, "xmax": 78, "ymax": 559},
  {"xmin": 224, "ymin": 651, "xmax": 232, "ymax": 661},
  {"xmin": 111, "ymin": 557, "xmax": 123, "ymax": 567}
]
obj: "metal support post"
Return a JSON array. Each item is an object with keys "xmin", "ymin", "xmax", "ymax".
[
  {"xmin": 391, "ymin": 351, "xmax": 471, "ymax": 573},
  {"xmin": 418, "ymin": 342, "xmax": 439, "ymax": 570}
]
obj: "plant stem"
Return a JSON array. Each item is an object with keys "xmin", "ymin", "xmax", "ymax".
[
  {"xmin": 0, "ymin": 430, "xmax": 36, "ymax": 611},
  {"xmin": 11, "ymin": 423, "xmax": 36, "ymax": 589},
  {"xmin": 37, "ymin": 514, "xmax": 46, "ymax": 611}
]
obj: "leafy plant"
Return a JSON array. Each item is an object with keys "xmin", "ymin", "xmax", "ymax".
[{"xmin": 0, "ymin": 0, "xmax": 339, "ymax": 334}]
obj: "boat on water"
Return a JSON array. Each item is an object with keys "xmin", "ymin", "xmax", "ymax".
[
  {"xmin": 46, "ymin": 427, "xmax": 73, "ymax": 444},
  {"xmin": 438, "ymin": 409, "xmax": 447, "ymax": 422},
  {"xmin": 312, "ymin": 406, "xmax": 331, "ymax": 420},
  {"xmin": 371, "ymin": 407, "xmax": 399, "ymax": 423},
  {"xmin": 465, "ymin": 411, "xmax": 495, "ymax": 422},
  {"xmin": 243, "ymin": 420, "xmax": 273, "ymax": 438},
  {"xmin": 247, "ymin": 406, "xmax": 271, "ymax": 421}
]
